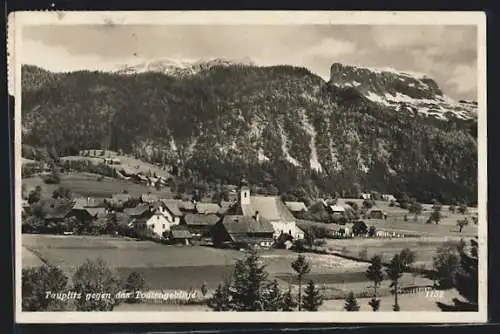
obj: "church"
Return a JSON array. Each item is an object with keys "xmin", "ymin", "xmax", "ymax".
[{"xmin": 227, "ymin": 178, "xmax": 305, "ymax": 241}]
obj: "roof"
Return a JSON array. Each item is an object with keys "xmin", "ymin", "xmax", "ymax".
[
  {"xmin": 240, "ymin": 196, "xmax": 296, "ymax": 222},
  {"xmin": 157, "ymin": 200, "xmax": 183, "ymax": 216},
  {"xmin": 111, "ymin": 193, "xmax": 133, "ymax": 203},
  {"xmin": 73, "ymin": 197, "xmax": 105, "ymax": 208},
  {"xmin": 85, "ymin": 207, "xmax": 107, "ymax": 217},
  {"xmin": 124, "ymin": 203, "xmax": 151, "ymax": 217},
  {"xmin": 177, "ymin": 200, "xmax": 196, "ymax": 211},
  {"xmin": 184, "ymin": 213, "xmax": 220, "ymax": 226},
  {"xmin": 218, "ymin": 201, "xmax": 234, "ymax": 215},
  {"xmin": 195, "ymin": 203, "xmax": 221, "ymax": 214},
  {"xmin": 141, "ymin": 193, "xmax": 159, "ymax": 203},
  {"xmin": 36, "ymin": 198, "xmax": 74, "ymax": 219},
  {"xmin": 170, "ymin": 226, "xmax": 193, "ymax": 239},
  {"xmin": 285, "ymin": 201, "xmax": 308, "ymax": 212},
  {"xmin": 221, "ymin": 215, "xmax": 275, "ymax": 234},
  {"xmin": 329, "ymin": 205, "xmax": 345, "ymax": 212}
]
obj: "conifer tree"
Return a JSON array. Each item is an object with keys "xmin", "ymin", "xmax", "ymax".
[
  {"xmin": 291, "ymin": 254, "xmax": 311, "ymax": 311},
  {"xmin": 344, "ymin": 291, "xmax": 360, "ymax": 311},
  {"xmin": 230, "ymin": 249, "xmax": 269, "ymax": 311},
  {"xmin": 281, "ymin": 286, "xmax": 298, "ymax": 311},
  {"xmin": 262, "ymin": 279, "xmax": 283, "ymax": 311},
  {"xmin": 387, "ymin": 254, "xmax": 404, "ymax": 312},
  {"xmin": 208, "ymin": 279, "xmax": 232, "ymax": 311},
  {"xmin": 437, "ymin": 238, "xmax": 478, "ymax": 311},
  {"xmin": 302, "ymin": 280, "xmax": 323, "ymax": 311},
  {"xmin": 366, "ymin": 255, "xmax": 384, "ymax": 311}
]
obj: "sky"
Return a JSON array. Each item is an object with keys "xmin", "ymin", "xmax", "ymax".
[{"xmin": 22, "ymin": 24, "xmax": 478, "ymax": 100}]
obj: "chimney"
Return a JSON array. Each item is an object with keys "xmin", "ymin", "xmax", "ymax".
[{"xmin": 254, "ymin": 211, "xmax": 260, "ymax": 222}]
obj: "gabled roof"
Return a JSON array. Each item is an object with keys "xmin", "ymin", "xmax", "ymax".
[
  {"xmin": 184, "ymin": 213, "xmax": 220, "ymax": 226},
  {"xmin": 160, "ymin": 199, "xmax": 183, "ymax": 216},
  {"xmin": 170, "ymin": 225, "xmax": 193, "ymax": 239},
  {"xmin": 85, "ymin": 207, "xmax": 107, "ymax": 217},
  {"xmin": 124, "ymin": 203, "xmax": 151, "ymax": 217},
  {"xmin": 36, "ymin": 198, "xmax": 74, "ymax": 219},
  {"xmin": 240, "ymin": 196, "xmax": 296, "ymax": 222},
  {"xmin": 195, "ymin": 203, "xmax": 221, "ymax": 215},
  {"xmin": 221, "ymin": 215, "xmax": 275, "ymax": 234},
  {"xmin": 284, "ymin": 201, "xmax": 308, "ymax": 212},
  {"xmin": 177, "ymin": 200, "xmax": 196, "ymax": 211}
]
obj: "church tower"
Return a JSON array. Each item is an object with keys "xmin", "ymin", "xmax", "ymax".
[{"xmin": 239, "ymin": 177, "xmax": 251, "ymax": 205}]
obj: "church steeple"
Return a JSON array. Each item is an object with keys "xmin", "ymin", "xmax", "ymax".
[{"xmin": 239, "ymin": 176, "xmax": 250, "ymax": 205}]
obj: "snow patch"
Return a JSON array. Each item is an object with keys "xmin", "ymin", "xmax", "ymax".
[
  {"xmin": 297, "ymin": 110, "xmax": 323, "ymax": 172},
  {"xmin": 257, "ymin": 149, "xmax": 270, "ymax": 162},
  {"xmin": 279, "ymin": 127, "xmax": 300, "ymax": 167}
]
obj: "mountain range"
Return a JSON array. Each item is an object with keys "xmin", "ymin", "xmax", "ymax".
[{"xmin": 21, "ymin": 59, "xmax": 478, "ymax": 204}]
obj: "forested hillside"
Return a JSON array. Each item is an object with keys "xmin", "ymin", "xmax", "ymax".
[{"xmin": 21, "ymin": 63, "xmax": 477, "ymax": 204}]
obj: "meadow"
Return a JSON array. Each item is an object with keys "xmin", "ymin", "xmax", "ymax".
[{"xmin": 23, "ymin": 172, "xmax": 171, "ymax": 198}]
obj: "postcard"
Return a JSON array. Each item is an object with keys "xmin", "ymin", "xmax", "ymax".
[{"xmin": 9, "ymin": 11, "xmax": 487, "ymax": 323}]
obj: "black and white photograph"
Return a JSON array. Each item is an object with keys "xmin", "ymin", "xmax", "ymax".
[{"xmin": 10, "ymin": 11, "xmax": 487, "ymax": 323}]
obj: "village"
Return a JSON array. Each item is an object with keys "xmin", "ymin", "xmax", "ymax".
[{"xmin": 21, "ymin": 149, "xmax": 479, "ymax": 312}]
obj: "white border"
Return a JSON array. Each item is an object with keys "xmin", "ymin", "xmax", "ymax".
[{"xmin": 10, "ymin": 11, "xmax": 488, "ymax": 324}]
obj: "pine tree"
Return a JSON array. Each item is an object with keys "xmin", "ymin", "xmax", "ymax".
[
  {"xmin": 124, "ymin": 271, "xmax": 146, "ymax": 304},
  {"xmin": 281, "ymin": 286, "xmax": 298, "ymax": 311},
  {"xmin": 386, "ymin": 254, "xmax": 404, "ymax": 312},
  {"xmin": 230, "ymin": 249, "xmax": 270, "ymax": 311},
  {"xmin": 437, "ymin": 238, "xmax": 478, "ymax": 311},
  {"xmin": 344, "ymin": 291, "xmax": 360, "ymax": 311},
  {"xmin": 366, "ymin": 255, "xmax": 384, "ymax": 311},
  {"xmin": 302, "ymin": 280, "xmax": 323, "ymax": 311},
  {"xmin": 291, "ymin": 254, "xmax": 311, "ymax": 311},
  {"xmin": 208, "ymin": 279, "xmax": 232, "ymax": 311},
  {"xmin": 262, "ymin": 279, "xmax": 283, "ymax": 311}
]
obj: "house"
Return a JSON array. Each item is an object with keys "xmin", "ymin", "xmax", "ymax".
[
  {"xmin": 381, "ymin": 194, "xmax": 396, "ymax": 202},
  {"xmin": 183, "ymin": 213, "xmax": 220, "ymax": 238},
  {"xmin": 109, "ymin": 193, "xmax": 133, "ymax": 206},
  {"xmin": 269, "ymin": 220, "xmax": 305, "ymax": 240},
  {"xmin": 141, "ymin": 193, "xmax": 159, "ymax": 204},
  {"xmin": 141, "ymin": 210, "xmax": 177, "ymax": 237},
  {"xmin": 360, "ymin": 193, "xmax": 372, "ymax": 200},
  {"xmin": 152, "ymin": 200, "xmax": 182, "ymax": 224},
  {"xmin": 177, "ymin": 200, "xmax": 197, "ymax": 213},
  {"xmin": 35, "ymin": 198, "xmax": 93, "ymax": 223},
  {"xmin": 367, "ymin": 208, "xmax": 386, "ymax": 220},
  {"xmin": 284, "ymin": 201, "xmax": 308, "ymax": 214},
  {"xmin": 328, "ymin": 205, "xmax": 346, "ymax": 215},
  {"xmin": 195, "ymin": 202, "xmax": 221, "ymax": 215},
  {"xmin": 168, "ymin": 225, "xmax": 193, "ymax": 245},
  {"xmin": 227, "ymin": 179, "xmax": 305, "ymax": 240},
  {"xmin": 211, "ymin": 215, "xmax": 275, "ymax": 249},
  {"xmin": 124, "ymin": 203, "xmax": 152, "ymax": 219}
]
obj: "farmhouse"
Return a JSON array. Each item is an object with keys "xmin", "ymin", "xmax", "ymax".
[
  {"xmin": 168, "ymin": 225, "xmax": 193, "ymax": 245},
  {"xmin": 124, "ymin": 203, "xmax": 152, "ymax": 219},
  {"xmin": 109, "ymin": 193, "xmax": 133, "ymax": 206},
  {"xmin": 144, "ymin": 210, "xmax": 178, "ymax": 237},
  {"xmin": 176, "ymin": 200, "xmax": 197, "ymax": 213},
  {"xmin": 328, "ymin": 204, "xmax": 346, "ymax": 215},
  {"xmin": 284, "ymin": 201, "xmax": 308, "ymax": 214},
  {"xmin": 152, "ymin": 200, "xmax": 182, "ymax": 224},
  {"xmin": 183, "ymin": 213, "xmax": 220, "ymax": 238},
  {"xmin": 211, "ymin": 215, "xmax": 275, "ymax": 249},
  {"xmin": 367, "ymin": 208, "xmax": 387, "ymax": 220},
  {"xmin": 35, "ymin": 198, "xmax": 93, "ymax": 223}
]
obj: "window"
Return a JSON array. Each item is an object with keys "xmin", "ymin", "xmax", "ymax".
[
  {"xmin": 244, "ymin": 192, "xmax": 247, "ymax": 198},
  {"xmin": 151, "ymin": 224, "xmax": 155, "ymax": 229},
  {"xmin": 162, "ymin": 224, "xmax": 165, "ymax": 229},
  {"xmin": 157, "ymin": 216, "xmax": 159, "ymax": 219}
]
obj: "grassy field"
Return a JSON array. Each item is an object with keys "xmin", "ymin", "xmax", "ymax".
[
  {"xmin": 23, "ymin": 172, "xmax": 172, "ymax": 198},
  {"xmin": 22, "ymin": 234, "xmax": 384, "ymax": 292},
  {"xmin": 322, "ymin": 236, "xmax": 465, "ymax": 267},
  {"xmin": 72, "ymin": 149, "xmax": 172, "ymax": 178}
]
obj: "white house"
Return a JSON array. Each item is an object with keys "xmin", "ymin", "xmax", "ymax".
[
  {"xmin": 145, "ymin": 211, "xmax": 178, "ymax": 237},
  {"xmin": 270, "ymin": 221, "xmax": 305, "ymax": 240},
  {"xmin": 329, "ymin": 205, "xmax": 346, "ymax": 214}
]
